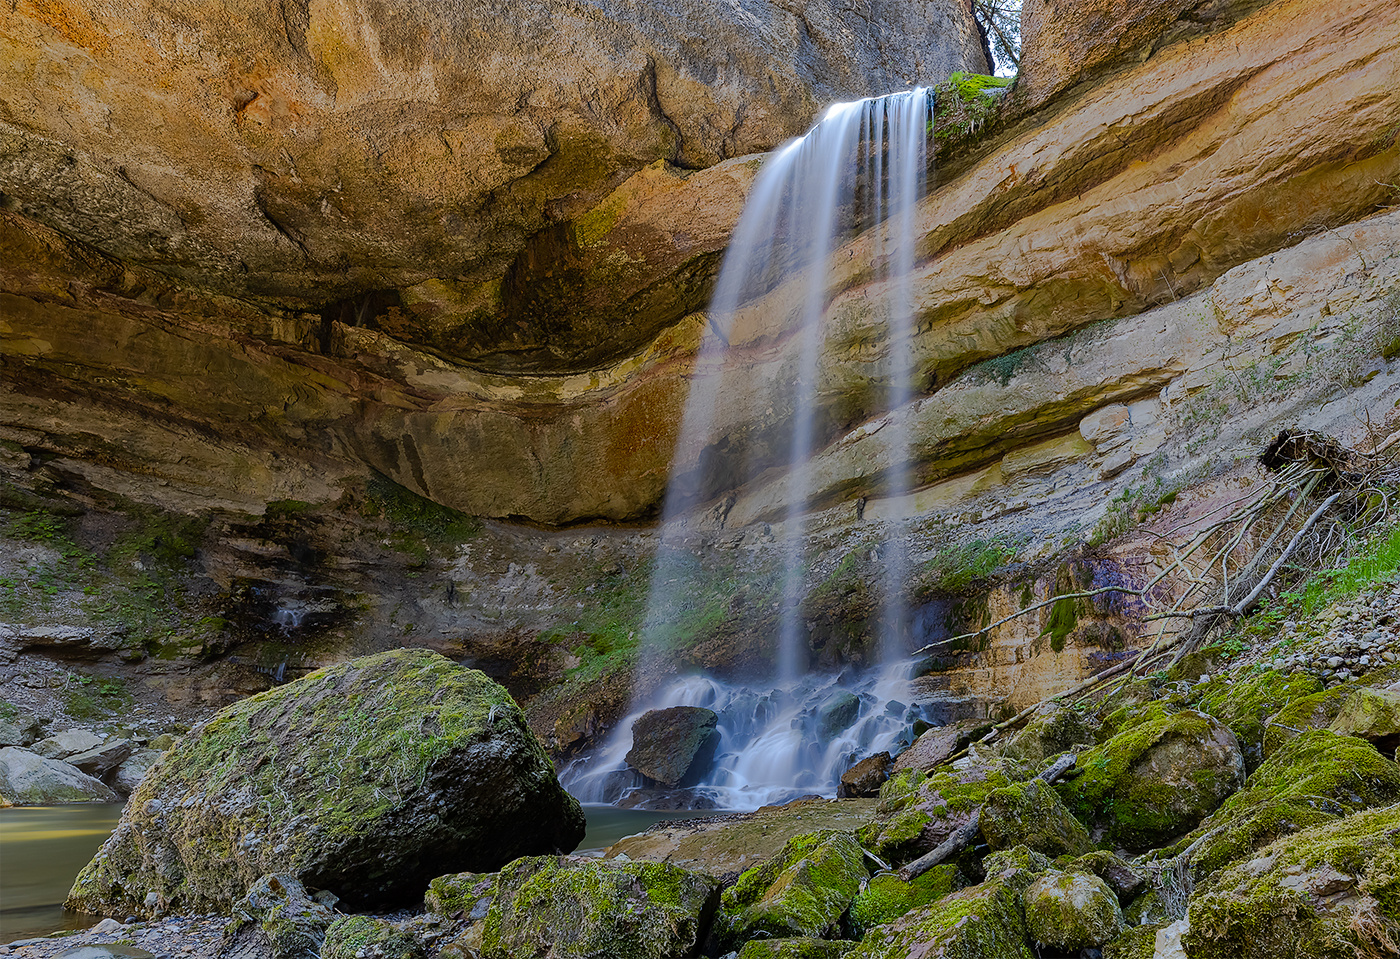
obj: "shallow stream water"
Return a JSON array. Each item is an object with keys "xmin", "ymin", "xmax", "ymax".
[{"xmin": 0, "ymin": 803, "xmax": 718, "ymax": 943}]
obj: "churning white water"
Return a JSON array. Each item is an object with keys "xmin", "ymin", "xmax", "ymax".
[
  {"xmin": 566, "ymin": 90, "xmax": 938, "ymax": 811},
  {"xmin": 564, "ymin": 662, "xmax": 924, "ymax": 809}
]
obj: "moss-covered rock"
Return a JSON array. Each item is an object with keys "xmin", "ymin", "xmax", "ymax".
[
  {"xmin": 1057, "ymin": 709, "xmax": 1244, "ymax": 849},
  {"xmin": 980, "ymin": 779, "xmax": 1093, "ymax": 858},
  {"xmin": 996, "ymin": 706, "xmax": 1097, "ymax": 766},
  {"xmin": 480, "ymin": 856, "xmax": 719, "ymax": 959},
  {"xmin": 1103, "ymin": 924, "xmax": 1162, "ymax": 959},
  {"xmin": 848, "ymin": 865, "xmax": 962, "ymax": 938},
  {"xmin": 1060, "ymin": 850, "xmax": 1147, "ymax": 903},
  {"xmin": 1122, "ymin": 890, "xmax": 1170, "ymax": 927},
  {"xmin": 982, "ymin": 845, "xmax": 1053, "ymax": 885},
  {"xmin": 322, "ymin": 916, "xmax": 424, "ymax": 959},
  {"xmin": 1186, "ymin": 805, "xmax": 1400, "ymax": 959},
  {"xmin": 1328, "ymin": 686, "xmax": 1400, "ymax": 754},
  {"xmin": 1198, "ymin": 669, "xmax": 1322, "ymax": 770},
  {"xmin": 424, "ymin": 871, "xmax": 495, "ymax": 921},
  {"xmin": 1171, "ymin": 729, "xmax": 1400, "ymax": 875},
  {"xmin": 1023, "ymin": 869, "xmax": 1124, "ymax": 950},
  {"xmin": 715, "ymin": 831, "xmax": 868, "ymax": 949},
  {"xmin": 220, "ymin": 874, "xmax": 334, "ymax": 959},
  {"xmin": 737, "ymin": 938, "xmax": 855, "ymax": 959},
  {"xmin": 1262, "ymin": 684, "xmax": 1356, "ymax": 759},
  {"xmin": 846, "ymin": 873, "xmax": 1034, "ymax": 959},
  {"xmin": 65, "ymin": 649, "xmax": 585, "ymax": 917},
  {"xmin": 869, "ymin": 763, "xmax": 1015, "ymax": 863}
]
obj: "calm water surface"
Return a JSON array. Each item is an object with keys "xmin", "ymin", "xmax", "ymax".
[
  {"xmin": 0, "ymin": 802, "xmax": 726, "ymax": 942},
  {"xmin": 0, "ymin": 803, "xmax": 124, "ymax": 942}
]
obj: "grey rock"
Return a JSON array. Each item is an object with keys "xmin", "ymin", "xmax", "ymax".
[
  {"xmin": 34, "ymin": 729, "xmax": 104, "ymax": 760},
  {"xmin": 67, "ymin": 739, "xmax": 135, "ymax": 777},
  {"xmin": 222, "ymin": 874, "xmax": 335, "ymax": 959},
  {"xmin": 0, "ymin": 746, "xmax": 120, "ymax": 804},
  {"xmin": 626, "ymin": 706, "xmax": 720, "ymax": 787},
  {"xmin": 816, "ymin": 692, "xmax": 861, "ymax": 739},
  {"xmin": 112, "ymin": 749, "xmax": 164, "ymax": 796},
  {"xmin": 0, "ymin": 713, "xmax": 42, "ymax": 748}
]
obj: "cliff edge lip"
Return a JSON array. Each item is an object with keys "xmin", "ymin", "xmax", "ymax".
[{"xmin": 0, "ymin": 0, "xmax": 985, "ymax": 372}]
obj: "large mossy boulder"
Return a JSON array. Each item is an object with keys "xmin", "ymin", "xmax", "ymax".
[
  {"xmin": 480, "ymin": 856, "xmax": 719, "ymax": 959},
  {"xmin": 625, "ymin": 706, "xmax": 720, "ymax": 787},
  {"xmin": 737, "ymin": 940, "xmax": 854, "ymax": 959},
  {"xmin": 1172, "ymin": 729, "xmax": 1400, "ymax": 875},
  {"xmin": 1057, "ymin": 709, "xmax": 1244, "ymax": 848},
  {"xmin": 0, "ymin": 746, "xmax": 119, "ymax": 805},
  {"xmin": 1261, "ymin": 684, "xmax": 1357, "ymax": 759},
  {"xmin": 1186, "ymin": 805, "xmax": 1400, "ymax": 959},
  {"xmin": 1023, "ymin": 870, "xmax": 1124, "ymax": 950},
  {"xmin": 980, "ymin": 779, "xmax": 1093, "ymax": 858},
  {"xmin": 996, "ymin": 706, "xmax": 1096, "ymax": 766},
  {"xmin": 865, "ymin": 762, "xmax": 1014, "ymax": 863},
  {"xmin": 715, "ymin": 830, "xmax": 869, "ymax": 949},
  {"xmin": 66, "ymin": 649, "xmax": 585, "ymax": 916}
]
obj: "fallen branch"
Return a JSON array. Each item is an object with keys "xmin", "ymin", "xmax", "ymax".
[{"xmin": 896, "ymin": 752, "xmax": 1078, "ymax": 882}]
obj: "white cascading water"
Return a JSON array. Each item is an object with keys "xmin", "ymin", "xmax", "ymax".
[{"xmin": 564, "ymin": 89, "xmax": 935, "ymax": 810}]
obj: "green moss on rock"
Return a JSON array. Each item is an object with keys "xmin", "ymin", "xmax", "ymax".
[
  {"xmin": 480, "ymin": 856, "xmax": 719, "ymax": 959},
  {"xmin": 1198, "ymin": 669, "xmax": 1322, "ymax": 770},
  {"xmin": 65, "ymin": 649, "xmax": 585, "ymax": 917},
  {"xmin": 849, "ymin": 865, "xmax": 962, "ymax": 938},
  {"xmin": 1057, "ymin": 709, "xmax": 1243, "ymax": 849},
  {"xmin": 997, "ymin": 706, "xmax": 1097, "ymax": 765},
  {"xmin": 737, "ymin": 938, "xmax": 855, "ymax": 959},
  {"xmin": 221, "ymin": 874, "xmax": 334, "ymax": 959},
  {"xmin": 1262, "ymin": 683, "xmax": 1355, "ymax": 758},
  {"xmin": 1328, "ymin": 686, "xmax": 1400, "ymax": 751},
  {"xmin": 716, "ymin": 831, "xmax": 869, "ymax": 949},
  {"xmin": 1023, "ymin": 870, "xmax": 1124, "ymax": 950},
  {"xmin": 322, "ymin": 916, "xmax": 424, "ymax": 959},
  {"xmin": 424, "ymin": 871, "xmax": 494, "ymax": 920},
  {"xmin": 1186, "ymin": 805, "xmax": 1400, "ymax": 959},
  {"xmin": 1103, "ymin": 924, "xmax": 1162, "ymax": 959},
  {"xmin": 846, "ymin": 873, "xmax": 1034, "ymax": 959},
  {"xmin": 1173, "ymin": 729, "xmax": 1400, "ymax": 875},
  {"xmin": 980, "ymin": 779, "xmax": 1093, "ymax": 858}
]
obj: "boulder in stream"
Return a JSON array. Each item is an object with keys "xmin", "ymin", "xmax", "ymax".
[
  {"xmin": 65, "ymin": 649, "xmax": 585, "ymax": 916},
  {"xmin": 0, "ymin": 746, "xmax": 119, "ymax": 805},
  {"xmin": 625, "ymin": 706, "xmax": 720, "ymax": 787}
]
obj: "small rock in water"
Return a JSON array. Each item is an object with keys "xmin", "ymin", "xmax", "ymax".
[{"xmin": 56, "ymin": 947, "xmax": 156, "ymax": 959}]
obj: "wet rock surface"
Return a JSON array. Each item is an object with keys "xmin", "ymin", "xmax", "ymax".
[{"xmin": 624, "ymin": 706, "xmax": 721, "ymax": 788}]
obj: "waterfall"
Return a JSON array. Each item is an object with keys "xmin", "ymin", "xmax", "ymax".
[{"xmin": 565, "ymin": 89, "xmax": 937, "ymax": 810}]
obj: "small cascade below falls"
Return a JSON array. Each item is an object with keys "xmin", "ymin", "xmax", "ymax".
[
  {"xmin": 568, "ymin": 89, "xmax": 941, "ymax": 811},
  {"xmin": 564, "ymin": 663, "xmax": 937, "ymax": 810}
]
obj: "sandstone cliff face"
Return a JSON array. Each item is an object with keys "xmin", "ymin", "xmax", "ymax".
[
  {"xmin": 4, "ymin": 0, "xmax": 1400, "ymax": 731},
  {"xmin": 0, "ymin": 0, "xmax": 984, "ymax": 372}
]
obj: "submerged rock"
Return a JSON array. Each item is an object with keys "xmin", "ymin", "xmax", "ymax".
[
  {"xmin": 0, "ymin": 746, "xmax": 119, "ymax": 805},
  {"xmin": 1023, "ymin": 870, "xmax": 1124, "ymax": 950},
  {"xmin": 65, "ymin": 649, "xmax": 584, "ymax": 916},
  {"xmin": 816, "ymin": 692, "xmax": 861, "ymax": 739},
  {"xmin": 625, "ymin": 706, "xmax": 720, "ymax": 787},
  {"xmin": 480, "ymin": 856, "xmax": 719, "ymax": 959},
  {"xmin": 715, "ymin": 830, "xmax": 869, "ymax": 949}
]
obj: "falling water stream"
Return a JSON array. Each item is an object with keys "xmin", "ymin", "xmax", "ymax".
[{"xmin": 565, "ymin": 90, "xmax": 938, "ymax": 811}]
